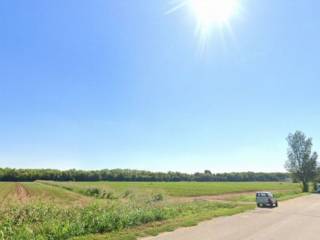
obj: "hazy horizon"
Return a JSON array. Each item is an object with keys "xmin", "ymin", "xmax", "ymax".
[{"xmin": 1, "ymin": 0, "xmax": 320, "ymax": 172}]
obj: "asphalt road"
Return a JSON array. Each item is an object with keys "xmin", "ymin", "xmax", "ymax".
[{"xmin": 142, "ymin": 194, "xmax": 320, "ymax": 240}]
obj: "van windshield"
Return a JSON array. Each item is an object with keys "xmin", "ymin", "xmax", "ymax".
[{"xmin": 256, "ymin": 193, "xmax": 273, "ymax": 197}]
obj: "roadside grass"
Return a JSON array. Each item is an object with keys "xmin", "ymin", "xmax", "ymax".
[
  {"xmin": 71, "ymin": 202, "xmax": 255, "ymax": 240},
  {"xmin": 230, "ymin": 190, "xmax": 308, "ymax": 203},
  {"xmin": 275, "ymin": 192, "xmax": 310, "ymax": 201},
  {"xmin": 73, "ymin": 189, "xmax": 309, "ymax": 240},
  {"xmin": 0, "ymin": 199, "xmax": 252, "ymax": 240}
]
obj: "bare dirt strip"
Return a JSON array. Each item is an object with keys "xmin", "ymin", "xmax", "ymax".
[
  {"xmin": 171, "ymin": 191, "xmax": 256, "ymax": 204},
  {"xmin": 189, "ymin": 191, "xmax": 254, "ymax": 201},
  {"xmin": 15, "ymin": 183, "xmax": 30, "ymax": 203},
  {"xmin": 175, "ymin": 189, "xmax": 293, "ymax": 203}
]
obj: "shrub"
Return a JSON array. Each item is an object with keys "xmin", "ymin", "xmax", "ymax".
[{"xmin": 151, "ymin": 193, "xmax": 164, "ymax": 202}]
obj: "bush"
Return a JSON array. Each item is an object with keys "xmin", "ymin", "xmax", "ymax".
[
  {"xmin": 83, "ymin": 187, "xmax": 101, "ymax": 197},
  {"xmin": 151, "ymin": 193, "xmax": 164, "ymax": 202},
  {"xmin": 81, "ymin": 188, "xmax": 117, "ymax": 200}
]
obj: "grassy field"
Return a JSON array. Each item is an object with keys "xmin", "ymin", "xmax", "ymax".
[
  {"xmin": 38, "ymin": 181, "xmax": 301, "ymax": 197},
  {"xmin": 0, "ymin": 181, "xmax": 303, "ymax": 240}
]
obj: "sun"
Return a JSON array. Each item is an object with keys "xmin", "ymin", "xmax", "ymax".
[
  {"xmin": 166, "ymin": 0, "xmax": 243, "ymax": 52},
  {"xmin": 167, "ymin": 0, "xmax": 241, "ymax": 50},
  {"xmin": 189, "ymin": 0, "xmax": 238, "ymax": 26},
  {"xmin": 187, "ymin": 0, "xmax": 240, "ymax": 49}
]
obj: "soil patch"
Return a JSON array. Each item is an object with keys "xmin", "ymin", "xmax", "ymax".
[{"xmin": 15, "ymin": 183, "xmax": 30, "ymax": 203}]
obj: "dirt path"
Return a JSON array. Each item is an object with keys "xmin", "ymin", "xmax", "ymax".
[
  {"xmin": 169, "ymin": 191, "xmax": 255, "ymax": 205},
  {"xmin": 15, "ymin": 183, "xmax": 30, "ymax": 203},
  {"xmin": 141, "ymin": 194, "xmax": 320, "ymax": 240},
  {"xmin": 174, "ymin": 189, "xmax": 293, "ymax": 203},
  {"xmin": 184, "ymin": 191, "xmax": 255, "ymax": 201}
]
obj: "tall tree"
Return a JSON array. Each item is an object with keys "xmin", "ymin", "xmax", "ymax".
[{"xmin": 285, "ymin": 131, "xmax": 318, "ymax": 192}]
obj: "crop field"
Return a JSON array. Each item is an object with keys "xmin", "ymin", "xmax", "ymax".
[
  {"xmin": 42, "ymin": 181, "xmax": 301, "ymax": 197},
  {"xmin": 0, "ymin": 182, "xmax": 91, "ymax": 207},
  {"xmin": 0, "ymin": 181, "xmax": 302, "ymax": 240}
]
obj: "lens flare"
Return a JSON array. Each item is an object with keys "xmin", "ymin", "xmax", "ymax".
[
  {"xmin": 189, "ymin": 0, "xmax": 238, "ymax": 25},
  {"xmin": 167, "ymin": 0, "xmax": 241, "ymax": 51}
]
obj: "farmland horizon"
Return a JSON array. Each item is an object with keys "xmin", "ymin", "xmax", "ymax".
[{"xmin": 1, "ymin": 0, "xmax": 320, "ymax": 239}]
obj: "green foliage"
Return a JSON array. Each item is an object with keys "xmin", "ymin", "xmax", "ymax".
[
  {"xmin": 81, "ymin": 188, "xmax": 117, "ymax": 199},
  {"xmin": 228, "ymin": 189, "xmax": 305, "ymax": 202},
  {"xmin": 0, "ymin": 168, "xmax": 290, "ymax": 182},
  {"xmin": 151, "ymin": 193, "xmax": 164, "ymax": 202},
  {"xmin": 72, "ymin": 204, "xmax": 256, "ymax": 240},
  {"xmin": 285, "ymin": 131, "xmax": 318, "ymax": 192},
  {"xmin": 40, "ymin": 181, "xmax": 300, "ymax": 197},
  {"xmin": 0, "ymin": 201, "xmax": 238, "ymax": 240}
]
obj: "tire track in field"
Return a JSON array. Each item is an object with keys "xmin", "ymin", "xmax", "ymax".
[{"xmin": 15, "ymin": 183, "xmax": 31, "ymax": 203}]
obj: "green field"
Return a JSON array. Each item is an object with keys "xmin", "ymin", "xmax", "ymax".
[
  {"xmin": 49, "ymin": 181, "xmax": 299, "ymax": 195},
  {"xmin": 0, "ymin": 181, "xmax": 303, "ymax": 240}
]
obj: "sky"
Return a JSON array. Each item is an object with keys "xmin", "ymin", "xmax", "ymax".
[{"xmin": 0, "ymin": 0, "xmax": 320, "ymax": 173}]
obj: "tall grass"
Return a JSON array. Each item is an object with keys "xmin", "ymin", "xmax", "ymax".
[{"xmin": 0, "ymin": 201, "xmax": 237, "ymax": 240}]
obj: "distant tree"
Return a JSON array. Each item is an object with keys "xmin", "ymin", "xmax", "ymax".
[
  {"xmin": 204, "ymin": 170, "xmax": 212, "ymax": 175},
  {"xmin": 285, "ymin": 131, "xmax": 318, "ymax": 192}
]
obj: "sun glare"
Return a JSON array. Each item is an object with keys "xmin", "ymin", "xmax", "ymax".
[
  {"xmin": 189, "ymin": 0, "xmax": 238, "ymax": 25},
  {"xmin": 189, "ymin": 0, "xmax": 239, "ymax": 42},
  {"xmin": 167, "ymin": 0, "xmax": 241, "ymax": 50}
]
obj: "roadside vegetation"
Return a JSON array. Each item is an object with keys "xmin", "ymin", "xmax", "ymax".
[
  {"xmin": 232, "ymin": 190, "xmax": 308, "ymax": 203},
  {"xmin": 0, "ymin": 181, "xmax": 304, "ymax": 240},
  {"xmin": 0, "ymin": 198, "xmax": 253, "ymax": 240}
]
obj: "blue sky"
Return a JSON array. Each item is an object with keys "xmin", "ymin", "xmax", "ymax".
[{"xmin": 1, "ymin": 0, "xmax": 320, "ymax": 172}]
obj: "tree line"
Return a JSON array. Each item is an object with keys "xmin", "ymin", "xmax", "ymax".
[{"xmin": 0, "ymin": 168, "xmax": 289, "ymax": 182}]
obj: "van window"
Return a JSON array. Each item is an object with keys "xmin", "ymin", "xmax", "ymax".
[{"xmin": 256, "ymin": 193, "xmax": 267, "ymax": 197}]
